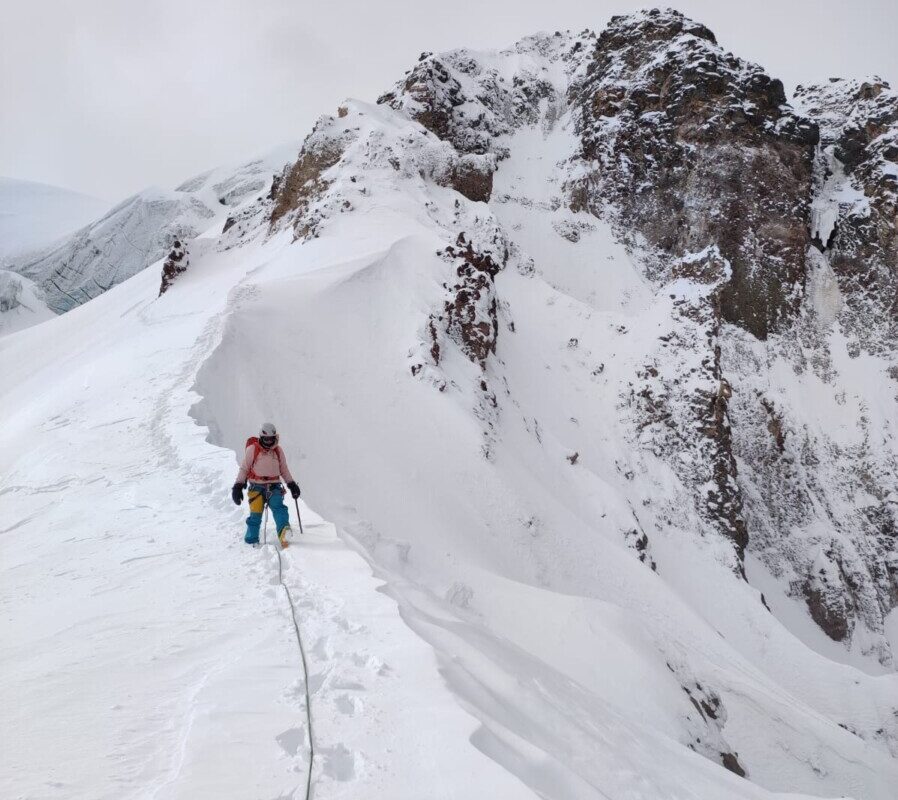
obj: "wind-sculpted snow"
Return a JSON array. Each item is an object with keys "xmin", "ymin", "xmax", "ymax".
[{"xmin": 2, "ymin": 234, "xmax": 532, "ymax": 799}]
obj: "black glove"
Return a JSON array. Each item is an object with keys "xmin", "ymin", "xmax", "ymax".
[
  {"xmin": 287, "ymin": 481, "xmax": 301, "ymax": 499},
  {"xmin": 231, "ymin": 482, "xmax": 245, "ymax": 505}
]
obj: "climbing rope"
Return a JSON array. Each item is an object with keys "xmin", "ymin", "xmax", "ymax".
[{"xmin": 262, "ymin": 502, "xmax": 316, "ymax": 800}]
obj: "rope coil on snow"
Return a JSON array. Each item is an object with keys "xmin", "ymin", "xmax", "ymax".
[{"xmin": 262, "ymin": 503, "xmax": 316, "ymax": 800}]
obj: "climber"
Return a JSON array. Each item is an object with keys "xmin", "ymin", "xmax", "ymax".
[{"xmin": 231, "ymin": 422, "xmax": 301, "ymax": 547}]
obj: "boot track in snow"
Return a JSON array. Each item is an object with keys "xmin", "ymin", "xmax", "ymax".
[{"xmin": 261, "ymin": 501, "xmax": 315, "ymax": 800}]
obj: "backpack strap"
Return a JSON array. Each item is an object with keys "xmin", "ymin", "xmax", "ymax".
[
  {"xmin": 246, "ymin": 439, "xmax": 265, "ymax": 482},
  {"xmin": 273, "ymin": 445, "xmax": 284, "ymax": 474}
]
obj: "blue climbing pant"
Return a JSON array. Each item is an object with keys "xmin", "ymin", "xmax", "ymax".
[{"xmin": 245, "ymin": 483, "xmax": 290, "ymax": 544}]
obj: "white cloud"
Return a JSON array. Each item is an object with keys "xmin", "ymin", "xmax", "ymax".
[{"xmin": 2, "ymin": 0, "xmax": 895, "ymax": 200}]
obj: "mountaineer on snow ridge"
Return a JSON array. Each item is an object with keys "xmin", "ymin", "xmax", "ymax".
[{"xmin": 231, "ymin": 422, "xmax": 301, "ymax": 546}]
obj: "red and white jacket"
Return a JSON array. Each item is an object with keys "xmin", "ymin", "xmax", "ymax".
[{"xmin": 236, "ymin": 444, "xmax": 294, "ymax": 485}]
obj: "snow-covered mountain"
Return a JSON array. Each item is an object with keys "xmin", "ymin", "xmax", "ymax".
[
  {"xmin": 2, "ymin": 8, "xmax": 897, "ymax": 800},
  {"xmin": 6, "ymin": 145, "xmax": 297, "ymax": 313}
]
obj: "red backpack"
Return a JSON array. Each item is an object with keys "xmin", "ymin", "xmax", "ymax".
[{"xmin": 245, "ymin": 436, "xmax": 282, "ymax": 481}]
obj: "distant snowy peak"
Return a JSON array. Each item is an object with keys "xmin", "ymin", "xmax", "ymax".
[
  {"xmin": 0, "ymin": 178, "xmax": 109, "ymax": 263},
  {"xmin": 10, "ymin": 146, "xmax": 297, "ymax": 313},
  {"xmin": 16, "ymin": 187, "xmax": 215, "ymax": 313},
  {"xmin": 175, "ymin": 141, "xmax": 301, "ymax": 206}
]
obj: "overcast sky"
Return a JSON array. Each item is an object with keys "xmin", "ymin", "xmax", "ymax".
[{"xmin": 2, "ymin": 0, "xmax": 896, "ymax": 201}]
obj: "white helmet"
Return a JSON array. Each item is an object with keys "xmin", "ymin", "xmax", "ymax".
[{"xmin": 259, "ymin": 422, "xmax": 278, "ymax": 449}]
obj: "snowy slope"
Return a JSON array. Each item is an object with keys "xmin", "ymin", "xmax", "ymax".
[
  {"xmin": 0, "ymin": 177, "xmax": 109, "ymax": 262},
  {"xmin": 0, "ymin": 230, "xmax": 532, "ymax": 800},
  {"xmin": 3, "ymin": 12, "xmax": 898, "ymax": 800}
]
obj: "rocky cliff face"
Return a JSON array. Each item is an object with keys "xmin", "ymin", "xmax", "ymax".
[
  {"xmin": 266, "ymin": 8, "xmax": 897, "ymax": 667},
  {"xmin": 571, "ymin": 10, "xmax": 819, "ymax": 341},
  {"xmin": 564, "ymin": 10, "xmax": 821, "ymax": 566},
  {"xmin": 735, "ymin": 76, "xmax": 898, "ymax": 652}
]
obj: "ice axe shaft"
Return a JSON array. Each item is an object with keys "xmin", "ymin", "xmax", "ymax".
[{"xmin": 294, "ymin": 497, "xmax": 305, "ymax": 535}]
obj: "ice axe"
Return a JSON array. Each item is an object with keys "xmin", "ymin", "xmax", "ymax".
[{"xmin": 293, "ymin": 497, "xmax": 305, "ymax": 536}]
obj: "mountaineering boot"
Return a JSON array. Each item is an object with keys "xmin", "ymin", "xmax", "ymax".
[{"xmin": 278, "ymin": 525, "xmax": 291, "ymax": 549}]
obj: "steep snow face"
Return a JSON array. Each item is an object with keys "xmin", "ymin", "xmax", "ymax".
[
  {"xmin": 9, "ymin": 147, "xmax": 296, "ymax": 313},
  {"xmin": 367, "ymin": 11, "xmax": 837, "ymax": 598},
  {"xmin": 365, "ymin": 11, "xmax": 898, "ymax": 662},
  {"xmin": 547, "ymin": 9, "xmax": 822, "ymax": 579},
  {"xmin": 0, "ymin": 177, "xmax": 108, "ymax": 262},
  {"xmin": 0, "ymin": 269, "xmax": 55, "ymax": 336}
]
